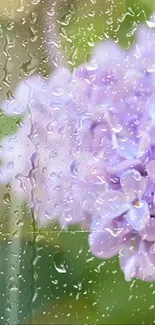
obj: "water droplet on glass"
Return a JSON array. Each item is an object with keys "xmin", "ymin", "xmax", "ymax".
[
  {"xmin": 53, "ymin": 251, "xmax": 67, "ymax": 274},
  {"xmin": 3, "ymin": 193, "xmax": 11, "ymax": 204}
]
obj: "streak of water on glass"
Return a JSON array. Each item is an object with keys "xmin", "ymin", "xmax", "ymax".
[
  {"xmin": 1, "ymin": 0, "xmax": 155, "ymax": 324},
  {"xmin": 6, "ymin": 198, "xmax": 22, "ymax": 325}
]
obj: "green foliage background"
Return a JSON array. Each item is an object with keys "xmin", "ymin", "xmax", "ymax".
[{"xmin": 0, "ymin": 0, "xmax": 155, "ymax": 324}]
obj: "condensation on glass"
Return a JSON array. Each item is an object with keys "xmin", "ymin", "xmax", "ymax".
[{"xmin": 0, "ymin": 1, "xmax": 155, "ymax": 324}]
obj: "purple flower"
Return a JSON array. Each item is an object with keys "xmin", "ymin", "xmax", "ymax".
[
  {"xmin": 0, "ymin": 68, "xmax": 106, "ymax": 226},
  {"xmin": 86, "ymin": 22, "xmax": 155, "ymax": 281},
  {"xmin": 1, "ymin": 20, "xmax": 155, "ymax": 281},
  {"xmin": 95, "ymin": 169, "xmax": 149, "ymax": 231},
  {"xmin": 120, "ymin": 239, "xmax": 155, "ymax": 282}
]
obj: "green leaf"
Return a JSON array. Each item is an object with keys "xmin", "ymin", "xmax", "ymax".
[
  {"xmin": 88, "ymin": 257, "xmax": 155, "ymax": 324},
  {"xmin": 28, "ymin": 296, "xmax": 99, "ymax": 324},
  {"xmin": 0, "ymin": 111, "xmax": 21, "ymax": 139},
  {"xmin": 60, "ymin": 0, "xmax": 126, "ymax": 67},
  {"xmin": 60, "ymin": 0, "xmax": 155, "ymax": 67},
  {"xmin": 0, "ymin": 236, "xmax": 88, "ymax": 324}
]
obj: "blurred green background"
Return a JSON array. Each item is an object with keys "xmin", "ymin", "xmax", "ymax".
[{"xmin": 0, "ymin": 0, "xmax": 155, "ymax": 324}]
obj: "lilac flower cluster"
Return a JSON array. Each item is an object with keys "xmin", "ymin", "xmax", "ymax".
[{"xmin": 1, "ymin": 21, "xmax": 155, "ymax": 281}]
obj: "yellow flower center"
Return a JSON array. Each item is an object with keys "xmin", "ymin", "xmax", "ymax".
[{"xmin": 134, "ymin": 200, "xmax": 140, "ymax": 207}]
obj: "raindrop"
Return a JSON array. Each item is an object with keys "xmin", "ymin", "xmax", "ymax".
[
  {"xmin": 70, "ymin": 160, "xmax": 79, "ymax": 177},
  {"xmin": 46, "ymin": 121, "xmax": 55, "ymax": 133},
  {"xmin": 16, "ymin": 220, "xmax": 24, "ymax": 227},
  {"xmin": 64, "ymin": 209, "xmax": 74, "ymax": 222},
  {"xmin": 146, "ymin": 20, "xmax": 155, "ymax": 28},
  {"xmin": 7, "ymin": 161, "xmax": 14, "ymax": 169},
  {"xmin": 3, "ymin": 193, "xmax": 11, "ymax": 204},
  {"xmin": 9, "ymin": 284, "xmax": 18, "ymax": 292},
  {"xmin": 53, "ymin": 251, "xmax": 67, "ymax": 274}
]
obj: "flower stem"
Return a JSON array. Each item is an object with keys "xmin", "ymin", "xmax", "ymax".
[{"xmin": 43, "ymin": 0, "xmax": 67, "ymax": 69}]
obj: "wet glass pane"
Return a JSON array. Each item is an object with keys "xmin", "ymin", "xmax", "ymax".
[{"xmin": 1, "ymin": 1, "xmax": 155, "ymax": 324}]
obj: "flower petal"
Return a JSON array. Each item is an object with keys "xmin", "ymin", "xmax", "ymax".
[
  {"xmin": 146, "ymin": 159, "xmax": 155, "ymax": 182},
  {"xmin": 119, "ymin": 238, "xmax": 138, "ymax": 281},
  {"xmin": 149, "ymin": 243, "xmax": 155, "ymax": 265},
  {"xmin": 126, "ymin": 200, "xmax": 149, "ymax": 231},
  {"xmin": 138, "ymin": 132, "xmax": 150, "ymax": 157},
  {"xmin": 89, "ymin": 220, "xmax": 121, "ymax": 258},
  {"xmin": 119, "ymin": 239, "xmax": 155, "ymax": 281},
  {"xmin": 1, "ymin": 99, "xmax": 26, "ymax": 116},
  {"xmin": 2, "ymin": 75, "xmax": 45, "ymax": 116},
  {"xmin": 123, "ymin": 254, "xmax": 137, "ymax": 281},
  {"xmin": 117, "ymin": 137, "xmax": 138, "ymax": 159},
  {"xmin": 120, "ymin": 169, "xmax": 147, "ymax": 201},
  {"xmin": 107, "ymin": 158, "xmax": 141, "ymax": 177},
  {"xmin": 137, "ymin": 241, "xmax": 155, "ymax": 281},
  {"xmin": 95, "ymin": 190, "xmax": 130, "ymax": 219},
  {"xmin": 0, "ymin": 167, "xmax": 11, "ymax": 184},
  {"xmin": 140, "ymin": 217, "xmax": 155, "ymax": 241}
]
